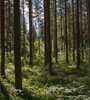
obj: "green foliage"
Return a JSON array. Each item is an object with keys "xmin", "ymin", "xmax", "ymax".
[{"xmin": 0, "ymin": 43, "xmax": 90, "ymax": 100}]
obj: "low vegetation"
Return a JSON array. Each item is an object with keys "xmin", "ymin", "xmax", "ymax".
[{"xmin": 0, "ymin": 41, "xmax": 90, "ymax": 100}]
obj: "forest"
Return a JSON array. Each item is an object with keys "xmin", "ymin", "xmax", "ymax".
[{"xmin": 0, "ymin": 0, "xmax": 90, "ymax": 99}]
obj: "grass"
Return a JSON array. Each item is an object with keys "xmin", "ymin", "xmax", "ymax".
[{"xmin": 0, "ymin": 48, "xmax": 90, "ymax": 100}]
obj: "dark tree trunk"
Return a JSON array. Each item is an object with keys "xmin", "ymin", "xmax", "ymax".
[
  {"xmin": 45, "ymin": 0, "xmax": 52, "ymax": 75},
  {"xmin": 54, "ymin": 0, "xmax": 57, "ymax": 63},
  {"xmin": 80, "ymin": 0, "xmax": 83, "ymax": 59},
  {"xmin": 8, "ymin": 0, "xmax": 11, "ymax": 60},
  {"xmin": 77, "ymin": 0, "xmax": 80, "ymax": 69},
  {"xmin": 44, "ymin": 0, "xmax": 49, "ymax": 65},
  {"xmin": 1, "ymin": 0, "xmax": 5, "ymax": 76},
  {"xmin": 60, "ymin": 1, "xmax": 63, "ymax": 52},
  {"xmin": 86, "ymin": 0, "xmax": 89, "ymax": 46},
  {"xmin": 72, "ymin": 0, "xmax": 75, "ymax": 62},
  {"xmin": 29, "ymin": 0, "xmax": 32, "ymax": 65},
  {"xmin": 65, "ymin": 0, "xmax": 68, "ymax": 63},
  {"xmin": 14, "ymin": 0, "xmax": 22, "ymax": 89},
  {"xmin": 23, "ymin": 0, "xmax": 26, "ymax": 60},
  {"xmin": 89, "ymin": 0, "xmax": 90, "ymax": 67},
  {"xmin": 84, "ymin": 13, "xmax": 86, "ymax": 48},
  {"xmin": 32, "ymin": 25, "xmax": 34, "ymax": 53},
  {"xmin": 68, "ymin": 2, "xmax": 71, "ymax": 58},
  {"xmin": 6, "ymin": 4, "xmax": 8, "ymax": 57}
]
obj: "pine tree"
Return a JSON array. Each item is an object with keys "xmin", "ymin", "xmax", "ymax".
[
  {"xmin": 1, "ymin": 0, "xmax": 5, "ymax": 76},
  {"xmin": 14, "ymin": 0, "xmax": 22, "ymax": 89}
]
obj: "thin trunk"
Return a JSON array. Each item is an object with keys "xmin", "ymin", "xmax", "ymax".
[
  {"xmin": 77, "ymin": 0, "xmax": 80, "ymax": 69},
  {"xmin": 89, "ymin": 0, "xmax": 90, "ymax": 69},
  {"xmin": 54, "ymin": 0, "xmax": 57, "ymax": 63},
  {"xmin": 65, "ymin": 0, "xmax": 68, "ymax": 63},
  {"xmin": 84, "ymin": 13, "xmax": 86, "ymax": 48},
  {"xmin": 60, "ymin": 0, "xmax": 63, "ymax": 52},
  {"xmin": 23, "ymin": 0, "xmax": 26, "ymax": 60},
  {"xmin": 29, "ymin": 0, "xmax": 32, "ymax": 65},
  {"xmin": 80, "ymin": 0, "xmax": 83, "ymax": 59},
  {"xmin": 6, "ymin": 4, "xmax": 8, "ymax": 57},
  {"xmin": 1, "ymin": 0, "xmax": 5, "ymax": 76},
  {"xmin": 14, "ymin": 0, "xmax": 22, "ymax": 89},
  {"xmin": 72, "ymin": 0, "xmax": 75, "ymax": 62},
  {"xmin": 86, "ymin": 0, "xmax": 89, "ymax": 46},
  {"xmin": 63, "ymin": 16, "xmax": 65, "ymax": 52},
  {"xmin": 68, "ymin": 2, "xmax": 71, "ymax": 58},
  {"xmin": 44, "ymin": 0, "xmax": 48, "ymax": 65},
  {"xmin": 32, "ymin": 25, "xmax": 34, "ymax": 53},
  {"xmin": 8, "ymin": 0, "xmax": 11, "ymax": 60}
]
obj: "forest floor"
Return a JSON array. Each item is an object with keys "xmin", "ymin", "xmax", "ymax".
[{"xmin": 0, "ymin": 52, "xmax": 90, "ymax": 100}]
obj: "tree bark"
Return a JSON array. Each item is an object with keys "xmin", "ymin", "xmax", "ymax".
[
  {"xmin": 80, "ymin": 0, "xmax": 83, "ymax": 59},
  {"xmin": 23, "ymin": 0, "xmax": 26, "ymax": 60},
  {"xmin": 1, "ymin": 0, "xmax": 5, "ymax": 76},
  {"xmin": 54, "ymin": 0, "xmax": 57, "ymax": 63},
  {"xmin": 72, "ymin": 0, "xmax": 75, "ymax": 62},
  {"xmin": 14, "ymin": 0, "xmax": 22, "ymax": 89},
  {"xmin": 77, "ymin": 0, "xmax": 80, "ymax": 69},
  {"xmin": 29, "ymin": 0, "xmax": 33, "ymax": 65},
  {"xmin": 8, "ymin": 0, "xmax": 11, "ymax": 60},
  {"xmin": 65, "ymin": 0, "xmax": 68, "ymax": 63}
]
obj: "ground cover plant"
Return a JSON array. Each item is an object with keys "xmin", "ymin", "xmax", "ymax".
[{"xmin": 0, "ymin": 45, "xmax": 90, "ymax": 100}]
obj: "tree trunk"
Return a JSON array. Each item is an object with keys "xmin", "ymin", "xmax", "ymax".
[
  {"xmin": 84, "ymin": 13, "xmax": 86, "ymax": 48},
  {"xmin": 80, "ymin": 0, "xmax": 83, "ymax": 59},
  {"xmin": 6, "ymin": 3, "xmax": 8, "ymax": 57},
  {"xmin": 89, "ymin": 0, "xmax": 90, "ymax": 68},
  {"xmin": 65, "ymin": 0, "xmax": 68, "ymax": 63},
  {"xmin": 72, "ymin": 0, "xmax": 75, "ymax": 62},
  {"xmin": 23, "ymin": 0, "xmax": 26, "ymax": 60},
  {"xmin": 45, "ymin": 0, "xmax": 52, "ymax": 75},
  {"xmin": 44, "ymin": 0, "xmax": 49, "ymax": 65},
  {"xmin": 8, "ymin": 0, "xmax": 11, "ymax": 60},
  {"xmin": 14, "ymin": 0, "xmax": 22, "ymax": 89},
  {"xmin": 29, "ymin": 0, "xmax": 32, "ymax": 65},
  {"xmin": 68, "ymin": 2, "xmax": 71, "ymax": 58},
  {"xmin": 86, "ymin": 0, "xmax": 89, "ymax": 47},
  {"xmin": 1, "ymin": 0, "xmax": 5, "ymax": 76},
  {"xmin": 77, "ymin": 0, "xmax": 80, "ymax": 69},
  {"xmin": 60, "ymin": 0, "xmax": 63, "ymax": 52},
  {"xmin": 54, "ymin": 0, "xmax": 57, "ymax": 63}
]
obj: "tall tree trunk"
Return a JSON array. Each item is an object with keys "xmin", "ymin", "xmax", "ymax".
[
  {"xmin": 8, "ymin": 0, "xmax": 11, "ymax": 60},
  {"xmin": 84, "ymin": 13, "xmax": 86, "ymax": 48},
  {"xmin": 48, "ymin": 0, "xmax": 52, "ymax": 75},
  {"xmin": 89, "ymin": 0, "xmax": 90, "ymax": 68},
  {"xmin": 54, "ymin": 0, "xmax": 57, "ymax": 63},
  {"xmin": 65, "ymin": 0, "xmax": 68, "ymax": 63},
  {"xmin": 72, "ymin": 0, "xmax": 75, "ymax": 62},
  {"xmin": 29, "ymin": 0, "xmax": 32, "ymax": 65},
  {"xmin": 6, "ymin": 3, "xmax": 8, "ymax": 57},
  {"xmin": 32, "ymin": 25, "xmax": 34, "ymax": 53},
  {"xmin": 60, "ymin": 0, "xmax": 63, "ymax": 52},
  {"xmin": 80, "ymin": 0, "xmax": 83, "ymax": 59},
  {"xmin": 14, "ymin": 0, "xmax": 22, "ymax": 89},
  {"xmin": 1, "ymin": 0, "xmax": 5, "ymax": 76},
  {"xmin": 44, "ymin": 0, "xmax": 46, "ymax": 65},
  {"xmin": 77, "ymin": 0, "xmax": 80, "ymax": 69},
  {"xmin": 23, "ymin": 0, "xmax": 26, "ymax": 60},
  {"xmin": 45, "ymin": 0, "xmax": 52, "ymax": 74},
  {"xmin": 44, "ymin": 0, "xmax": 48, "ymax": 65},
  {"xmin": 68, "ymin": 2, "xmax": 71, "ymax": 58},
  {"xmin": 86, "ymin": 0, "xmax": 89, "ymax": 47},
  {"xmin": 63, "ymin": 15, "xmax": 65, "ymax": 52}
]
